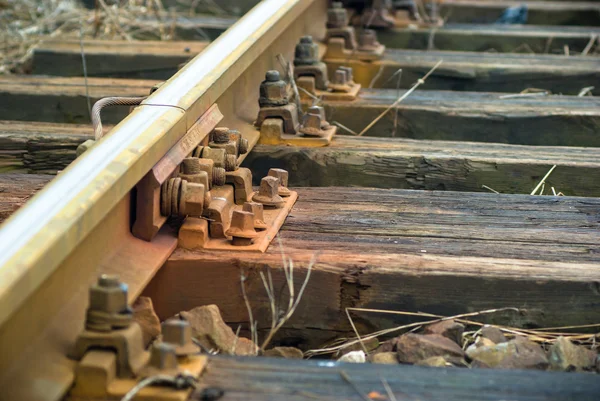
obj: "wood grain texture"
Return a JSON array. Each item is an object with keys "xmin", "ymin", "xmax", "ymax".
[
  {"xmin": 0, "ymin": 76, "xmax": 159, "ymax": 124},
  {"xmin": 326, "ymin": 49, "xmax": 600, "ymax": 94},
  {"xmin": 0, "ymin": 174, "xmax": 53, "ymax": 224},
  {"xmin": 0, "ymin": 121, "xmax": 94, "ymax": 173},
  {"xmin": 145, "ymin": 187, "xmax": 600, "ymax": 349},
  {"xmin": 379, "ymin": 24, "xmax": 600, "ymax": 53},
  {"xmin": 244, "ymin": 136, "xmax": 600, "ymax": 197},
  {"xmin": 322, "ymin": 89, "xmax": 600, "ymax": 146},
  {"xmin": 197, "ymin": 356, "xmax": 600, "ymax": 401},
  {"xmin": 32, "ymin": 39, "xmax": 208, "ymax": 79}
]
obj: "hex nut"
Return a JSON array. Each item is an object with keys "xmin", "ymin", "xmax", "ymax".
[{"xmin": 89, "ymin": 274, "xmax": 128, "ymax": 314}]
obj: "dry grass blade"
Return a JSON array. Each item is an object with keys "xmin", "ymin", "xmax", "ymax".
[
  {"xmin": 306, "ymin": 307, "xmax": 520, "ymax": 357},
  {"xmin": 578, "ymin": 86, "xmax": 594, "ymax": 97},
  {"xmin": 381, "ymin": 377, "xmax": 397, "ymax": 401},
  {"xmin": 582, "ymin": 34, "xmax": 598, "ymax": 56},
  {"xmin": 358, "ymin": 59, "xmax": 443, "ymax": 136},
  {"xmin": 531, "ymin": 165, "xmax": 557, "ymax": 195},
  {"xmin": 277, "ymin": 53, "xmax": 302, "ymax": 114},
  {"xmin": 333, "ymin": 121, "xmax": 359, "ymax": 136},
  {"xmin": 481, "ymin": 185, "xmax": 500, "ymax": 194}
]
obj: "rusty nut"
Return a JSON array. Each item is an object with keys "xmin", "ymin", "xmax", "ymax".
[{"xmin": 89, "ymin": 274, "xmax": 129, "ymax": 314}]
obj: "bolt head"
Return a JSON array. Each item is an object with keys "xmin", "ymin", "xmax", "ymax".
[
  {"xmin": 148, "ymin": 342, "xmax": 179, "ymax": 371},
  {"xmin": 328, "ymin": 6, "xmax": 348, "ymax": 28},
  {"xmin": 295, "ymin": 36, "xmax": 319, "ymax": 66},
  {"xmin": 227, "ymin": 210, "xmax": 258, "ymax": 239},
  {"xmin": 333, "ymin": 69, "xmax": 348, "ymax": 85},
  {"xmin": 267, "ymin": 168, "xmax": 289, "ymax": 188},
  {"xmin": 266, "ymin": 70, "xmax": 280, "ymax": 82},
  {"xmin": 339, "ymin": 66, "xmax": 354, "ymax": 82},
  {"xmin": 161, "ymin": 319, "xmax": 199, "ymax": 355},
  {"xmin": 89, "ymin": 275, "xmax": 128, "ymax": 314},
  {"xmin": 183, "ymin": 182, "xmax": 205, "ymax": 217},
  {"xmin": 359, "ymin": 29, "xmax": 379, "ymax": 48},
  {"xmin": 243, "ymin": 201, "xmax": 267, "ymax": 230},
  {"xmin": 252, "ymin": 176, "xmax": 284, "ymax": 208},
  {"xmin": 212, "ymin": 127, "xmax": 230, "ymax": 144}
]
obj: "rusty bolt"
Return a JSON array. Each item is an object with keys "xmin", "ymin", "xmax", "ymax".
[
  {"xmin": 161, "ymin": 319, "xmax": 200, "ymax": 356},
  {"xmin": 90, "ymin": 275, "xmax": 129, "ymax": 315},
  {"xmin": 339, "ymin": 66, "xmax": 354, "ymax": 83},
  {"xmin": 160, "ymin": 178, "xmax": 205, "ymax": 217},
  {"xmin": 358, "ymin": 29, "xmax": 381, "ymax": 50},
  {"xmin": 148, "ymin": 342, "xmax": 179, "ymax": 372},
  {"xmin": 212, "ymin": 127, "xmax": 230, "ymax": 144},
  {"xmin": 226, "ymin": 210, "xmax": 258, "ymax": 246},
  {"xmin": 294, "ymin": 36, "xmax": 319, "ymax": 66},
  {"xmin": 300, "ymin": 113, "xmax": 323, "ymax": 136},
  {"xmin": 202, "ymin": 146, "xmax": 236, "ymax": 172},
  {"xmin": 243, "ymin": 201, "xmax": 267, "ymax": 230},
  {"xmin": 259, "ymin": 70, "xmax": 289, "ymax": 108},
  {"xmin": 229, "ymin": 129, "xmax": 249, "ymax": 155},
  {"xmin": 333, "ymin": 68, "xmax": 349, "ymax": 85},
  {"xmin": 327, "ymin": 2, "xmax": 348, "ymax": 28},
  {"xmin": 267, "ymin": 168, "xmax": 291, "ymax": 197},
  {"xmin": 86, "ymin": 274, "xmax": 132, "ymax": 331},
  {"xmin": 252, "ymin": 176, "xmax": 284, "ymax": 208}
]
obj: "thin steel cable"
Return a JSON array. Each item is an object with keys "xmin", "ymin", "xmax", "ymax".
[{"xmin": 92, "ymin": 96, "xmax": 148, "ymax": 140}]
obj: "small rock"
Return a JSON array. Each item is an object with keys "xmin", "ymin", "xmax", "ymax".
[
  {"xmin": 465, "ymin": 336, "xmax": 496, "ymax": 354},
  {"xmin": 396, "ymin": 334, "xmax": 465, "ymax": 364},
  {"xmin": 548, "ymin": 337, "xmax": 596, "ymax": 372},
  {"xmin": 338, "ymin": 350, "xmax": 366, "ymax": 363},
  {"xmin": 467, "ymin": 338, "xmax": 548, "ymax": 370},
  {"xmin": 370, "ymin": 352, "xmax": 398, "ymax": 364},
  {"xmin": 423, "ymin": 320, "xmax": 465, "ymax": 346},
  {"xmin": 415, "ymin": 356, "xmax": 450, "ymax": 367},
  {"xmin": 416, "ymin": 355, "xmax": 466, "ymax": 368},
  {"xmin": 374, "ymin": 339, "xmax": 396, "ymax": 354},
  {"xmin": 132, "ymin": 296, "xmax": 161, "ymax": 347},
  {"xmin": 180, "ymin": 304, "xmax": 257, "ymax": 356},
  {"xmin": 263, "ymin": 346, "xmax": 304, "ymax": 359},
  {"xmin": 480, "ymin": 325, "xmax": 507, "ymax": 344}
]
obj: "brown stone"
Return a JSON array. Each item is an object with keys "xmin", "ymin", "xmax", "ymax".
[
  {"xmin": 416, "ymin": 355, "xmax": 467, "ymax": 368},
  {"xmin": 396, "ymin": 334, "xmax": 465, "ymax": 364},
  {"xmin": 263, "ymin": 346, "xmax": 304, "ymax": 359},
  {"xmin": 374, "ymin": 339, "xmax": 396, "ymax": 354},
  {"xmin": 423, "ymin": 320, "xmax": 465, "ymax": 346},
  {"xmin": 370, "ymin": 352, "xmax": 398, "ymax": 364},
  {"xmin": 480, "ymin": 325, "xmax": 507, "ymax": 344},
  {"xmin": 548, "ymin": 337, "xmax": 597, "ymax": 372},
  {"xmin": 179, "ymin": 304, "xmax": 258, "ymax": 356},
  {"xmin": 132, "ymin": 296, "xmax": 161, "ymax": 347},
  {"xmin": 467, "ymin": 338, "xmax": 549, "ymax": 370}
]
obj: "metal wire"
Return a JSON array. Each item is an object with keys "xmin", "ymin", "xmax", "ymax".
[{"xmin": 92, "ymin": 96, "xmax": 148, "ymax": 140}]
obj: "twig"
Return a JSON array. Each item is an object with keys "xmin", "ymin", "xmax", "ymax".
[
  {"xmin": 531, "ymin": 165, "xmax": 556, "ymax": 195},
  {"xmin": 333, "ymin": 121, "xmax": 359, "ymax": 136},
  {"xmin": 277, "ymin": 53, "xmax": 302, "ymax": 114},
  {"xmin": 499, "ymin": 92, "xmax": 548, "ymax": 99},
  {"xmin": 581, "ymin": 34, "xmax": 597, "ymax": 56},
  {"xmin": 564, "ymin": 44, "xmax": 570, "ymax": 56},
  {"xmin": 345, "ymin": 308, "xmax": 368, "ymax": 354},
  {"xmin": 358, "ymin": 60, "xmax": 443, "ymax": 136},
  {"xmin": 481, "ymin": 185, "xmax": 499, "ymax": 194},
  {"xmin": 578, "ymin": 86, "xmax": 594, "ymax": 97},
  {"xmin": 97, "ymin": 0, "xmax": 132, "ymax": 40},
  {"xmin": 544, "ymin": 36, "xmax": 554, "ymax": 54},
  {"xmin": 368, "ymin": 64, "xmax": 385, "ymax": 88},
  {"xmin": 231, "ymin": 325, "xmax": 241, "ymax": 355},
  {"xmin": 381, "ymin": 378, "xmax": 397, "ymax": 401},
  {"xmin": 240, "ymin": 269, "xmax": 257, "ymax": 355},
  {"xmin": 79, "ymin": 21, "xmax": 92, "ymax": 120}
]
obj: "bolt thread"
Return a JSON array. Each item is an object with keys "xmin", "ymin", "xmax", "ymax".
[
  {"xmin": 225, "ymin": 154, "xmax": 237, "ymax": 171},
  {"xmin": 182, "ymin": 157, "xmax": 202, "ymax": 174},
  {"xmin": 213, "ymin": 167, "xmax": 226, "ymax": 186},
  {"xmin": 238, "ymin": 137, "xmax": 249, "ymax": 154},
  {"xmin": 212, "ymin": 127, "xmax": 230, "ymax": 144}
]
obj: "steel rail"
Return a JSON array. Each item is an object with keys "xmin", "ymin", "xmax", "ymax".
[{"xmin": 0, "ymin": 0, "xmax": 327, "ymax": 399}]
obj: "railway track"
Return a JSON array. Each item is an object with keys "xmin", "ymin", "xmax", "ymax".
[{"xmin": 0, "ymin": 0, "xmax": 599, "ymax": 400}]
